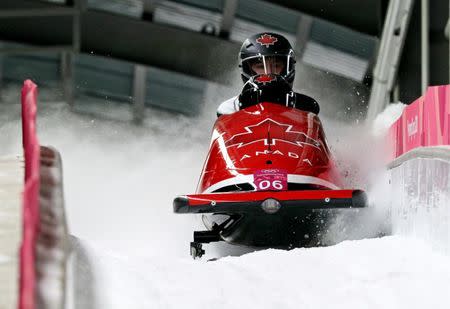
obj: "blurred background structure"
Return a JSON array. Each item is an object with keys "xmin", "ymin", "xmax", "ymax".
[{"xmin": 0, "ymin": 0, "xmax": 448, "ymax": 121}]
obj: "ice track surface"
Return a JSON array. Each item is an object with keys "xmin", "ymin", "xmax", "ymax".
[
  {"xmin": 0, "ymin": 86, "xmax": 449, "ymax": 308},
  {"xmin": 70, "ymin": 236, "xmax": 450, "ymax": 309}
]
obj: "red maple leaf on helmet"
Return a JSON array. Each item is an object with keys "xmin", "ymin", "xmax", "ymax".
[
  {"xmin": 256, "ymin": 34, "xmax": 278, "ymax": 47},
  {"xmin": 255, "ymin": 74, "xmax": 275, "ymax": 85}
]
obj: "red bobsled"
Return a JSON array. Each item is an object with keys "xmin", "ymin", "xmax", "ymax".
[{"xmin": 174, "ymin": 101, "xmax": 367, "ymax": 258}]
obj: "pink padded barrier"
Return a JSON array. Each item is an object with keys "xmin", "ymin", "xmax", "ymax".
[
  {"xmin": 387, "ymin": 118, "xmax": 400, "ymax": 160},
  {"xmin": 402, "ymin": 96, "xmax": 424, "ymax": 153},
  {"xmin": 445, "ymin": 88, "xmax": 450, "ymax": 144},
  {"xmin": 423, "ymin": 87, "xmax": 446, "ymax": 146},
  {"xmin": 20, "ymin": 80, "xmax": 40, "ymax": 309},
  {"xmin": 389, "ymin": 85, "xmax": 450, "ymax": 159}
]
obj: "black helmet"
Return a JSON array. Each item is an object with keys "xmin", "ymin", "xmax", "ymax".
[{"xmin": 239, "ymin": 33, "xmax": 296, "ymax": 87}]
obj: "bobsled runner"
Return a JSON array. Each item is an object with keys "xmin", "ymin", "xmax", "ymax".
[{"xmin": 174, "ymin": 75, "xmax": 367, "ymax": 258}]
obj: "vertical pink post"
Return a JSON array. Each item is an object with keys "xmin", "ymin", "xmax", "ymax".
[{"xmin": 20, "ymin": 80, "xmax": 40, "ymax": 309}]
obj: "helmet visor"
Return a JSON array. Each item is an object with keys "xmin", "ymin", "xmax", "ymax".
[{"xmin": 241, "ymin": 55, "xmax": 294, "ymax": 79}]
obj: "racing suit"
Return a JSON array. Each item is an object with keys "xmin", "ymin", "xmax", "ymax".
[{"xmin": 217, "ymin": 92, "xmax": 320, "ymax": 117}]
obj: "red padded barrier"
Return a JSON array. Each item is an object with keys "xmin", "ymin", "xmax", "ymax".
[
  {"xmin": 423, "ymin": 87, "xmax": 446, "ymax": 146},
  {"xmin": 387, "ymin": 119, "xmax": 400, "ymax": 160},
  {"xmin": 444, "ymin": 87, "xmax": 449, "ymax": 144},
  {"xmin": 402, "ymin": 96, "xmax": 424, "ymax": 153},
  {"xmin": 20, "ymin": 80, "xmax": 40, "ymax": 309},
  {"xmin": 389, "ymin": 85, "xmax": 450, "ymax": 159}
]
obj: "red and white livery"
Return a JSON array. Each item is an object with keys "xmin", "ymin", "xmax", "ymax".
[{"xmin": 174, "ymin": 102, "xmax": 367, "ymax": 258}]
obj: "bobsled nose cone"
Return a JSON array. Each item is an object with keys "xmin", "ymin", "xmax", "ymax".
[
  {"xmin": 173, "ymin": 196, "xmax": 189, "ymax": 213},
  {"xmin": 352, "ymin": 190, "xmax": 368, "ymax": 208}
]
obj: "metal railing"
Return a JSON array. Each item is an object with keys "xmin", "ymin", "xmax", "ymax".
[{"xmin": 367, "ymin": 0, "xmax": 414, "ymax": 122}]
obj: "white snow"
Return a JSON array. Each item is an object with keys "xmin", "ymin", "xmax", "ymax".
[
  {"xmin": 371, "ymin": 102, "xmax": 406, "ymax": 137},
  {"xmin": 0, "ymin": 254, "xmax": 10, "ymax": 264},
  {"xmin": 71, "ymin": 236, "xmax": 450, "ymax": 309}
]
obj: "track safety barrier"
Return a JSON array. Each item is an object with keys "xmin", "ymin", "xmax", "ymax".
[
  {"xmin": 387, "ymin": 85, "xmax": 450, "ymax": 160},
  {"xmin": 20, "ymin": 80, "xmax": 70, "ymax": 309},
  {"xmin": 386, "ymin": 84, "xmax": 450, "ymax": 254},
  {"xmin": 20, "ymin": 80, "xmax": 40, "ymax": 309}
]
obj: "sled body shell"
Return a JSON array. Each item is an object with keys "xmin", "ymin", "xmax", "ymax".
[{"xmin": 197, "ymin": 102, "xmax": 342, "ymax": 194}]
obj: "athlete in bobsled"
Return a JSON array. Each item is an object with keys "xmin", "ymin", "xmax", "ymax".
[
  {"xmin": 174, "ymin": 33, "xmax": 368, "ymax": 259},
  {"xmin": 217, "ymin": 32, "xmax": 319, "ymax": 117}
]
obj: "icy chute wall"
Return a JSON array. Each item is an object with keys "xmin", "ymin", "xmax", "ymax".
[{"xmin": 387, "ymin": 85, "xmax": 450, "ymax": 253}]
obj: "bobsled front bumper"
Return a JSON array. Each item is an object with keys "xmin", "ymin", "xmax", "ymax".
[{"xmin": 173, "ymin": 189, "xmax": 367, "ymax": 215}]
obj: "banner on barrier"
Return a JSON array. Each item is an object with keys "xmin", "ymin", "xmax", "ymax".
[
  {"xmin": 445, "ymin": 88, "xmax": 450, "ymax": 144},
  {"xmin": 389, "ymin": 85, "xmax": 450, "ymax": 159},
  {"xmin": 402, "ymin": 96, "xmax": 423, "ymax": 152}
]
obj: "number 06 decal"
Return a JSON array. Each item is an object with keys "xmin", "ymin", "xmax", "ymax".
[
  {"xmin": 254, "ymin": 169, "xmax": 288, "ymax": 191},
  {"xmin": 257, "ymin": 180, "xmax": 283, "ymax": 190}
]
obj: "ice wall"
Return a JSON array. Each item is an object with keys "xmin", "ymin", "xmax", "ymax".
[
  {"xmin": 389, "ymin": 153, "xmax": 450, "ymax": 254},
  {"xmin": 384, "ymin": 85, "xmax": 450, "ymax": 254}
]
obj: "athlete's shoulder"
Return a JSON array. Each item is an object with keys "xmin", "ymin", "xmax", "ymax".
[
  {"xmin": 217, "ymin": 96, "xmax": 239, "ymax": 117},
  {"xmin": 294, "ymin": 92, "xmax": 320, "ymax": 115}
]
